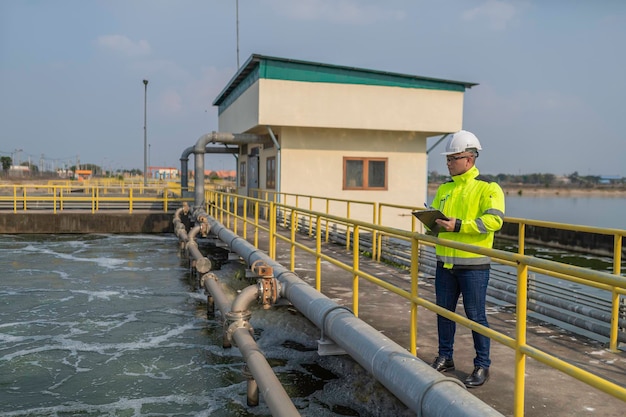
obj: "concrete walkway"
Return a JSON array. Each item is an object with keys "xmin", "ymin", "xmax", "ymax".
[{"xmin": 240, "ymin": 219, "xmax": 626, "ymax": 417}]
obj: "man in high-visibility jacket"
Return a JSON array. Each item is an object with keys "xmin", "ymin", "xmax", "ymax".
[{"xmin": 429, "ymin": 130, "xmax": 505, "ymax": 388}]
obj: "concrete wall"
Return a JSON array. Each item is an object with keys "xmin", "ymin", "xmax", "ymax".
[{"xmin": 0, "ymin": 212, "xmax": 173, "ymax": 234}]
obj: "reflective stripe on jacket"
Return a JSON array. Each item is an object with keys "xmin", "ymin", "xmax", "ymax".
[{"xmin": 433, "ymin": 165, "xmax": 505, "ymax": 269}]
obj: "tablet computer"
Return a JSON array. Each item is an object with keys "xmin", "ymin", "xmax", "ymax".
[{"xmin": 411, "ymin": 209, "xmax": 449, "ymax": 234}]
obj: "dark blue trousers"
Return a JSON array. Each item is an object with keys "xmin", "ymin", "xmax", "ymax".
[{"xmin": 435, "ymin": 266, "xmax": 491, "ymax": 368}]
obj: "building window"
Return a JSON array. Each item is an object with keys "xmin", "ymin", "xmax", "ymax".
[
  {"xmin": 266, "ymin": 156, "xmax": 276, "ymax": 189},
  {"xmin": 239, "ymin": 161, "xmax": 246, "ymax": 187},
  {"xmin": 343, "ymin": 157, "xmax": 387, "ymax": 190}
]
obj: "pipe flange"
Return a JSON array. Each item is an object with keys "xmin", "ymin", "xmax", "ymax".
[
  {"xmin": 200, "ymin": 272, "xmax": 218, "ymax": 289},
  {"xmin": 224, "ymin": 310, "xmax": 254, "ymax": 346}
]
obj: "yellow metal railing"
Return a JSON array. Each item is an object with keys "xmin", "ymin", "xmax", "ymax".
[
  {"xmin": 208, "ymin": 189, "xmax": 626, "ymax": 417},
  {"xmin": 0, "ymin": 183, "xmax": 193, "ymax": 213}
]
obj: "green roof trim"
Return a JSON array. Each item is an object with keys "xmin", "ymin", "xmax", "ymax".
[{"xmin": 214, "ymin": 54, "xmax": 477, "ymax": 114}]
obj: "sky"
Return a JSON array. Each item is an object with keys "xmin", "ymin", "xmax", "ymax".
[{"xmin": 1, "ymin": 0, "xmax": 625, "ymax": 177}]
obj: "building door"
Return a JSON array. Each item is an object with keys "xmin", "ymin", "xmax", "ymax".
[{"xmin": 248, "ymin": 147, "xmax": 259, "ymax": 197}]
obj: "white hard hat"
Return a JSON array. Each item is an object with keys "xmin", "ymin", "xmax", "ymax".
[{"xmin": 441, "ymin": 130, "xmax": 482, "ymax": 155}]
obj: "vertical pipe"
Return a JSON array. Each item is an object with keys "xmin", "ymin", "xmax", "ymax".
[
  {"xmin": 194, "ymin": 149, "xmax": 205, "ymax": 207},
  {"xmin": 180, "ymin": 156, "xmax": 189, "ymax": 193}
]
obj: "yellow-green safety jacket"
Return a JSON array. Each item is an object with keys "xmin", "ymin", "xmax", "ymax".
[{"xmin": 433, "ymin": 165, "xmax": 505, "ymax": 269}]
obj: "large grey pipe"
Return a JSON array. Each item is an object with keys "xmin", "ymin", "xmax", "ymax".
[
  {"xmin": 180, "ymin": 142, "xmax": 239, "ymax": 196},
  {"xmin": 179, "ymin": 146, "xmax": 194, "ymax": 193},
  {"xmin": 185, "ymin": 225, "xmax": 211, "ymax": 274},
  {"xmin": 206, "ymin": 215, "xmax": 504, "ymax": 417},
  {"xmin": 203, "ymin": 274, "xmax": 301, "ymax": 416},
  {"xmin": 193, "ymin": 132, "xmax": 265, "ymax": 207}
]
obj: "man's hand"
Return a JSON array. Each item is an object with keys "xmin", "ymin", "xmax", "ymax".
[{"xmin": 435, "ymin": 217, "xmax": 457, "ymax": 232}]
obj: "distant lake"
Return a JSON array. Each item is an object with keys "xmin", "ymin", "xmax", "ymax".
[{"xmin": 429, "ymin": 193, "xmax": 625, "ymax": 230}]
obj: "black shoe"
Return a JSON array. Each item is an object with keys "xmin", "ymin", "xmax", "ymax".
[
  {"xmin": 431, "ymin": 356, "xmax": 455, "ymax": 372},
  {"xmin": 465, "ymin": 366, "xmax": 489, "ymax": 387}
]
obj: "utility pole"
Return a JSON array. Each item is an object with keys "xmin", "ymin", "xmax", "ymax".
[
  {"xmin": 143, "ymin": 79, "xmax": 149, "ymax": 186},
  {"xmin": 236, "ymin": 0, "xmax": 240, "ymax": 68}
]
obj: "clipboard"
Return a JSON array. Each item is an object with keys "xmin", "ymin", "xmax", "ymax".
[{"xmin": 411, "ymin": 209, "xmax": 449, "ymax": 234}]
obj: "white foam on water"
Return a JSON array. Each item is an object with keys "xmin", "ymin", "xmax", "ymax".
[
  {"xmin": 71, "ymin": 289, "xmax": 120, "ymax": 301},
  {"xmin": 0, "ymin": 393, "xmax": 230, "ymax": 417},
  {"xmin": 21, "ymin": 244, "xmax": 128, "ymax": 269}
]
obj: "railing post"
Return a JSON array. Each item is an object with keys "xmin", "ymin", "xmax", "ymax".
[
  {"xmin": 283, "ymin": 196, "xmax": 289, "ymax": 228},
  {"xmin": 219, "ymin": 193, "xmax": 224, "ymax": 224},
  {"xmin": 129, "ymin": 188, "xmax": 133, "ymax": 213},
  {"xmin": 514, "ymin": 260, "xmax": 529, "ymax": 417},
  {"xmin": 254, "ymin": 201, "xmax": 259, "ymax": 248},
  {"xmin": 518, "ymin": 222, "xmax": 525, "ymax": 255},
  {"xmin": 308, "ymin": 197, "xmax": 313, "ymax": 236},
  {"xmin": 373, "ymin": 204, "xmax": 381, "ymax": 261},
  {"xmin": 269, "ymin": 201, "xmax": 276, "ymax": 260},
  {"xmin": 242, "ymin": 198, "xmax": 248, "ymax": 241},
  {"xmin": 290, "ymin": 209, "xmax": 296, "ymax": 272},
  {"xmin": 345, "ymin": 202, "xmax": 352, "ymax": 251},
  {"xmin": 233, "ymin": 196, "xmax": 238, "ymax": 235},
  {"xmin": 324, "ymin": 199, "xmax": 330, "ymax": 243},
  {"xmin": 410, "ymin": 236, "xmax": 419, "ymax": 355},
  {"xmin": 610, "ymin": 289, "xmax": 620, "ymax": 352},
  {"xmin": 352, "ymin": 225, "xmax": 360, "ymax": 317},
  {"xmin": 610, "ymin": 233, "xmax": 623, "ymax": 352},
  {"xmin": 164, "ymin": 187, "xmax": 168, "ymax": 212},
  {"xmin": 316, "ymin": 215, "xmax": 322, "ymax": 292}
]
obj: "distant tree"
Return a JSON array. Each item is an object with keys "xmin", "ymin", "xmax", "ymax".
[
  {"xmin": 21, "ymin": 162, "xmax": 39, "ymax": 174},
  {"xmin": 1, "ymin": 156, "xmax": 11, "ymax": 176},
  {"xmin": 544, "ymin": 173, "xmax": 555, "ymax": 185}
]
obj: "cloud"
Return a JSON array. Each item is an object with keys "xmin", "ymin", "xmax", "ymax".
[
  {"xmin": 268, "ymin": 0, "xmax": 405, "ymax": 24},
  {"xmin": 158, "ymin": 89, "xmax": 183, "ymax": 114},
  {"xmin": 96, "ymin": 34, "xmax": 151, "ymax": 57},
  {"xmin": 461, "ymin": 0, "xmax": 525, "ymax": 30}
]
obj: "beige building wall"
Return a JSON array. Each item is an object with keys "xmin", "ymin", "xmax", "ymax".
[
  {"xmin": 259, "ymin": 79, "xmax": 464, "ymax": 133},
  {"xmin": 219, "ymin": 79, "xmax": 464, "ymax": 135},
  {"xmin": 264, "ymin": 127, "xmax": 429, "ymax": 230},
  {"xmin": 218, "ymin": 82, "xmax": 260, "ymax": 134}
]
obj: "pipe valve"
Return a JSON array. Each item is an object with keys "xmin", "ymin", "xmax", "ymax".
[{"xmin": 251, "ymin": 260, "xmax": 279, "ymax": 309}]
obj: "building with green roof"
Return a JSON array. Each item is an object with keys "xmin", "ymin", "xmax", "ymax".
[{"xmin": 213, "ymin": 54, "xmax": 476, "ymax": 228}]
